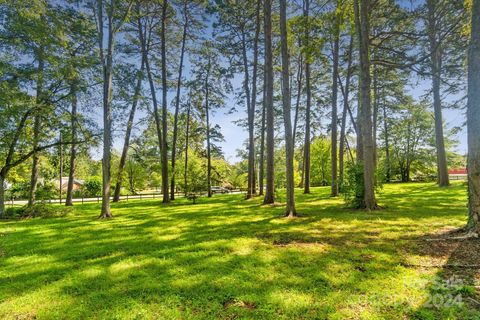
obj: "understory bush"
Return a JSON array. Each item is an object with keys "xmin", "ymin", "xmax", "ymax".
[
  {"xmin": 342, "ymin": 162, "xmax": 382, "ymax": 208},
  {"xmin": 4, "ymin": 203, "xmax": 72, "ymax": 219}
]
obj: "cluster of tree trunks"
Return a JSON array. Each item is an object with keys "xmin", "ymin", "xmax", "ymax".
[
  {"xmin": 354, "ymin": 0, "xmax": 377, "ymax": 210},
  {"xmin": 279, "ymin": 0, "xmax": 297, "ymax": 217}
]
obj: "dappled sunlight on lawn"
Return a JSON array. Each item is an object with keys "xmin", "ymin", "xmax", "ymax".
[{"xmin": 0, "ymin": 182, "xmax": 478, "ymax": 319}]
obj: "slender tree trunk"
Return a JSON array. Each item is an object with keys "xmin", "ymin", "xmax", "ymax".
[
  {"xmin": 292, "ymin": 52, "xmax": 303, "ymax": 145},
  {"xmin": 160, "ymin": 0, "xmax": 170, "ymax": 203},
  {"xmin": 263, "ymin": 0, "xmax": 275, "ymax": 204},
  {"xmin": 205, "ymin": 60, "xmax": 212, "ymax": 198},
  {"xmin": 59, "ymin": 133, "xmax": 63, "ymax": 203},
  {"xmin": 426, "ymin": 0, "xmax": 449, "ymax": 187},
  {"xmin": 100, "ymin": 36, "xmax": 114, "ymax": 217},
  {"xmin": 330, "ymin": 19, "xmax": 340, "ymax": 197},
  {"xmin": 354, "ymin": 0, "xmax": 364, "ymax": 203},
  {"xmin": 467, "ymin": 0, "xmax": 480, "ymax": 235},
  {"xmin": 170, "ymin": 4, "xmax": 188, "ymax": 201},
  {"xmin": 138, "ymin": 11, "xmax": 165, "ymax": 203},
  {"xmin": 29, "ymin": 115, "xmax": 41, "ymax": 207},
  {"xmin": 303, "ymin": 0, "xmax": 311, "ymax": 195},
  {"xmin": 241, "ymin": 30, "xmax": 253, "ymax": 199},
  {"xmin": 0, "ymin": 174, "xmax": 5, "ymax": 218},
  {"xmin": 259, "ymin": 79, "xmax": 266, "ymax": 196},
  {"xmin": 28, "ymin": 55, "xmax": 44, "ymax": 207},
  {"xmin": 250, "ymin": 0, "xmax": 261, "ymax": 196},
  {"xmin": 382, "ymin": 102, "xmax": 391, "ymax": 182},
  {"xmin": 184, "ymin": 103, "xmax": 191, "ymax": 196},
  {"xmin": 101, "ymin": 21, "xmax": 114, "ymax": 218},
  {"xmin": 98, "ymin": 0, "xmax": 116, "ymax": 218},
  {"xmin": 299, "ymin": 145, "xmax": 305, "ymax": 188},
  {"xmin": 354, "ymin": 0, "xmax": 377, "ymax": 210},
  {"xmin": 66, "ymin": 83, "xmax": 78, "ymax": 206},
  {"xmin": 339, "ymin": 36, "xmax": 353, "ymax": 190},
  {"xmin": 372, "ymin": 65, "xmax": 379, "ymax": 170},
  {"xmin": 280, "ymin": 0, "xmax": 296, "ymax": 217},
  {"xmin": 113, "ymin": 59, "xmax": 144, "ymax": 202}
]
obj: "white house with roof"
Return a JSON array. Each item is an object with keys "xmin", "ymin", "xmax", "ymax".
[{"xmin": 54, "ymin": 177, "xmax": 85, "ymax": 191}]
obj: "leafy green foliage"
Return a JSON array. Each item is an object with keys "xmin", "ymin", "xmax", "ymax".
[
  {"xmin": 342, "ymin": 162, "xmax": 365, "ymax": 208},
  {"xmin": 81, "ymin": 179, "xmax": 102, "ymax": 197},
  {"xmin": 3, "ymin": 203, "xmax": 71, "ymax": 219}
]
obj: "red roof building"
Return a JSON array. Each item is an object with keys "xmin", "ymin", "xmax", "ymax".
[{"xmin": 448, "ymin": 168, "xmax": 467, "ymax": 175}]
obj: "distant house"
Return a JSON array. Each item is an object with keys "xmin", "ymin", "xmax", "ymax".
[
  {"xmin": 448, "ymin": 168, "xmax": 467, "ymax": 180},
  {"xmin": 54, "ymin": 177, "xmax": 84, "ymax": 191}
]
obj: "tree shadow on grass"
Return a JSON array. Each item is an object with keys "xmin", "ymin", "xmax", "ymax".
[
  {"xmin": 404, "ymin": 229, "xmax": 480, "ymax": 319},
  {"xmin": 0, "ymin": 183, "xmax": 474, "ymax": 319}
]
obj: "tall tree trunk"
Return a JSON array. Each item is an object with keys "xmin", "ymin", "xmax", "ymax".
[
  {"xmin": 259, "ymin": 78, "xmax": 266, "ymax": 196},
  {"xmin": 263, "ymin": 0, "xmax": 275, "ymax": 204},
  {"xmin": 330, "ymin": 18, "xmax": 340, "ymax": 197},
  {"xmin": 299, "ymin": 145, "xmax": 305, "ymax": 188},
  {"xmin": 29, "ymin": 115, "xmax": 41, "ymax": 207},
  {"xmin": 467, "ymin": 0, "xmax": 480, "ymax": 235},
  {"xmin": 66, "ymin": 83, "xmax": 78, "ymax": 206},
  {"xmin": 280, "ymin": 0, "xmax": 296, "ymax": 217},
  {"xmin": 98, "ymin": 0, "xmax": 115, "ymax": 218},
  {"xmin": 303, "ymin": 0, "xmax": 311, "ymax": 195},
  {"xmin": 205, "ymin": 60, "xmax": 212, "ymax": 198},
  {"xmin": 0, "ymin": 174, "xmax": 5, "ymax": 218},
  {"xmin": 170, "ymin": 3, "xmax": 188, "ymax": 201},
  {"xmin": 160, "ymin": 0, "xmax": 170, "ymax": 203},
  {"xmin": 113, "ymin": 59, "xmax": 144, "ymax": 202},
  {"xmin": 28, "ymin": 54, "xmax": 44, "ymax": 207},
  {"xmin": 382, "ymin": 102, "xmax": 391, "ymax": 182},
  {"xmin": 427, "ymin": 0, "xmax": 449, "ymax": 187},
  {"xmin": 59, "ymin": 133, "xmax": 63, "ymax": 203},
  {"xmin": 100, "ymin": 32, "xmax": 114, "ymax": 218},
  {"xmin": 184, "ymin": 103, "xmax": 191, "ymax": 196},
  {"xmin": 354, "ymin": 0, "xmax": 377, "ymax": 210},
  {"xmin": 241, "ymin": 30, "xmax": 253, "ymax": 199},
  {"xmin": 339, "ymin": 36, "xmax": 353, "ymax": 190},
  {"xmin": 292, "ymin": 52, "xmax": 303, "ymax": 145},
  {"xmin": 101, "ymin": 20, "xmax": 114, "ymax": 218},
  {"xmin": 249, "ymin": 0, "xmax": 261, "ymax": 197},
  {"xmin": 138, "ymin": 11, "xmax": 165, "ymax": 204},
  {"xmin": 372, "ymin": 65, "xmax": 379, "ymax": 170}
]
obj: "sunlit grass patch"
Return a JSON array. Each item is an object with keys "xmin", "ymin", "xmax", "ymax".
[{"xmin": 0, "ymin": 182, "xmax": 477, "ymax": 319}]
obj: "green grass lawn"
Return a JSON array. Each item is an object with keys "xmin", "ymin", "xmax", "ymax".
[{"xmin": 1, "ymin": 182, "xmax": 479, "ymax": 319}]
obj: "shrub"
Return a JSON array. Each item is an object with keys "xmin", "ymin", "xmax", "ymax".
[
  {"xmin": 82, "ymin": 179, "xmax": 102, "ymax": 197},
  {"xmin": 342, "ymin": 163, "xmax": 365, "ymax": 208},
  {"xmin": 9, "ymin": 181, "xmax": 30, "ymax": 199},
  {"xmin": 3, "ymin": 204, "xmax": 72, "ymax": 219},
  {"xmin": 36, "ymin": 182, "xmax": 57, "ymax": 201},
  {"xmin": 342, "ymin": 162, "xmax": 382, "ymax": 208}
]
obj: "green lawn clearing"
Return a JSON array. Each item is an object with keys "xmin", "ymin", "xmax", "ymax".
[{"xmin": 1, "ymin": 182, "xmax": 479, "ymax": 319}]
